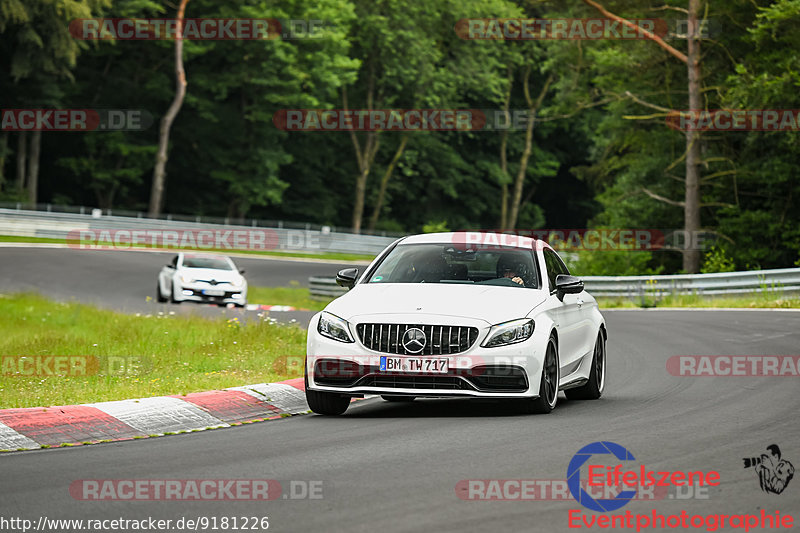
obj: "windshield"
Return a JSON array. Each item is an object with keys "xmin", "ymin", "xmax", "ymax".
[
  {"xmin": 367, "ymin": 243, "xmax": 539, "ymax": 288},
  {"xmin": 181, "ymin": 256, "xmax": 232, "ymax": 270}
]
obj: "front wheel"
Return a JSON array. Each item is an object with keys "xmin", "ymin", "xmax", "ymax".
[
  {"xmin": 156, "ymin": 282, "xmax": 167, "ymax": 303},
  {"xmin": 521, "ymin": 334, "xmax": 559, "ymax": 414},
  {"xmin": 306, "ymin": 388, "xmax": 350, "ymax": 415},
  {"xmin": 565, "ymin": 331, "xmax": 606, "ymax": 401},
  {"xmin": 170, "ymin": 283, "xmax": 182, "ymax": 304}
]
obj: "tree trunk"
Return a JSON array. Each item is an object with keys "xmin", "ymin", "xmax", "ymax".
[
  {"xmin": 148, "ymin": 0, "xmax": 190, "ymax": 217},
  {"xmin": 27, "ymin": 130, "xmax": 41, "ymax": 208},
  {"xmin": 367, "ymin": 134, "xmax": 409, "ymax": 231},
  {"xmin": 344, "ymin": 65, "xmax": 379, "ymax": 234},
  {"xmin": 582, "ymin": 0, "xmax": 700, "ymax": 271},
  {"xmin": 507, "ymin": 71, "xmax": 553, "ymax": 230},
  {"xmin": 683, "ymin": 0, "xmax": 702, "ymax": 273},
  {"xmin": 499, "ymin": 66, "xmax": 513, "ymax": 229},
  {"xmin": 16, "ymin": 132, "xmax": 27, "ymax": 191}
]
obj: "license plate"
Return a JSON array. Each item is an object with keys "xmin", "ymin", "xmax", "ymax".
[
  {"xmin": 203, "ymin": 289, "xmax": 225, "ymax": 296},
  {"xmin": 380, "ymin": 356, "xmax": 448, "ymax": 373}
]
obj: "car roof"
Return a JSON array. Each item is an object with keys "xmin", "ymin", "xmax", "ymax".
[
  {"xmin": 400, "ymin": 231, "xmax": 545, "ymax": 251},
  {"xmin": 180, "ymin": 253, "xmax": 231, "ymax": 260}
]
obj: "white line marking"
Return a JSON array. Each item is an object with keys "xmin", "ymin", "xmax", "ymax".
[
  {"xmin": 0, "ymin": 421, "xmax": 40, "ymax": 451},
  {"xmin": 85, "ymin": 396, "xmax": 228, "ymax": 434}
]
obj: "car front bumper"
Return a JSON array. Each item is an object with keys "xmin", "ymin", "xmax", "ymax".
[
  {"xmin": 306, "ymin": 314, "xmax": 548, "ymax": 399},
  {"xmin": 175, "ymin": 282, "xmax": 247, "ymax": 305}
]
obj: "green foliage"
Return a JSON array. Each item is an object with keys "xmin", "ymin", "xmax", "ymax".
[
  {"xmin": 1, "ymin": 0, "xmax": 798, "ymax": 274},
  {"xmin": 565, "ymin": 249, "xmax": 662, "ymax": 277},
  {"xmin": 701, "ymin": 246, "xmax": 736, "ymax": 274},
  {"xmin": 422, "ymin": 220, "xmax": 449, "ymax": 233}
]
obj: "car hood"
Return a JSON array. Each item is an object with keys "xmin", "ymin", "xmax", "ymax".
[
  {"xmin": 325, "ymin": 283, "xmax": 547, "ymax": 325},
  {"xmin": 178, "ymin": 267, "xmax": 240, "ymax": 282}
]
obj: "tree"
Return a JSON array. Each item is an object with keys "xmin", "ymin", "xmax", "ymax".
[
  {"xmin": 344, "ymin": 0, "xmax": 515, "ymax": 233},
  {"xmin": 148, "ymin": 0, "xmax": 190, "ymax": 217},
  {"xmin": 582, "ymin": 0, "xmax": 703, "ymax": 272},
  {"xmin": 0, "ymin": 0, "xmax": 111, "ymax": 204}
]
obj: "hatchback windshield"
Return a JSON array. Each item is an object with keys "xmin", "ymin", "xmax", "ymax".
[
  {"xmin": 368, "ymin": 244, "xmax": 538, "ymax": 288},
  {"xmin": 182, "ymin": 256, "xmax": 232, "ymax": 270}
]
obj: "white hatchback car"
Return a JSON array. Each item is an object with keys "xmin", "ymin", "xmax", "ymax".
[
  {"xmin": 157, "ymin": 253, "xmax": 248, "ymax": 307},
  {"xmin": 305, "ymin": 232, "xmax": 606, "ymax": 415}
]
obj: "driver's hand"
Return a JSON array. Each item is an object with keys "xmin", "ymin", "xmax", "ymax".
[{"xmin": 512, "ymin": 277, "xmax": 524, "ymax": 285}]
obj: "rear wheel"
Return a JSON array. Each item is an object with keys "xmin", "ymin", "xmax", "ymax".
[
  {"xmin": 306, "ymin": 388, "xmax": 350, "ymax": 415},
  {"xmin": 381, "ymin": 395, "xmax": 416, "ymax": 402},
  {"xmin": 521, "ymin": 334, "xmax": 559, "ymax": 414},
  {"xmin": 565, "ymin": 331, "xmax": 605, "ymax": 401}
]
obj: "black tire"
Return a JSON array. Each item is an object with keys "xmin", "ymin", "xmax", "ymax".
[
  {"xmin": 169, "ymin": 283, "xmax": 181, "ymax": 304},
  {"xmin": 565, "ymin": 331, "xmax": 606, "ymax": 401},
  {"xmin": 306, "ymin": 388, "xmax": 350, "ymax": 415},
  {"xmin": 156, "ymin": 282, "xmax": 167, "ymax": 303},
  {"xmin": 381, "ymin": 395, "xmax": 416, "ymax": 402},
  {"xmin": 521, "ymin": 334, "xmax": 559, "ymax": 414}
]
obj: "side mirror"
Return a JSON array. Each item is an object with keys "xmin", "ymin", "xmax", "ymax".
[
  {"xmin": 239, "ymin": 269, "xmax": 246, "ymax": 275},
  {"xmin": 336, "ymin": 268, "xmax": 359, "ymax": 290},
  {"xmin": 555, "ymin": 274, "xmax": 584, "ymax": 301}
]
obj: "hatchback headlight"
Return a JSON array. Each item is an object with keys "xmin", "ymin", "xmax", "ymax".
[
  {"xmin": 317, "ymin": 312, "xmax": 354, "ymax": 343},
  {"xmin": 482, "ymin": 319, "xmax": 535, "ymax": 348},
  {"xmin": 231, "ymin": 277, "xmax": 244, "ymax": 287},
  {"xmin": 179, "ymin": 274, "xmax": 192, "ymax": 284}
]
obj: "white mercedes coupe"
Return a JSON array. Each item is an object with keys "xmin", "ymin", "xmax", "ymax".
[
  {"xmin": 156, "ymin": 252, "xmax": 248, "ymax": 307},
  {"xmin": 305, "ymin": 232, "xmax": 606, "ymax": 415}
]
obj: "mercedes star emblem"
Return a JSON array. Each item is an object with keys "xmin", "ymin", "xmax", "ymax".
[{"xmin": 401, "ymin": 328, "xmax": 427, "ymax": 354}]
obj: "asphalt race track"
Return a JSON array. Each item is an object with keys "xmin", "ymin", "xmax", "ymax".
[
  {"xmin": 2, "ymin": 308, "xmax": 799, "ymax": 532},
  {"xmin": 0, "ymin": 247, "xmax": 355, "ymax": 324}
]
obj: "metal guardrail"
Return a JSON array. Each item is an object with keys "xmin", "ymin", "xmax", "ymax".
[
  {"xmin": 309, "ymin": 268, "xmax": 800, "ymax": 300},
  {"xmin": 582, "ymin": 268, "xmax": 800, "ymax": 297},
  {"xmin": 308, "ymin": 277, "xmax": 349, "ymax": 299},
  {"xmin": 0, "ymin": 208, "xmax": 396, "ymax": 256}
]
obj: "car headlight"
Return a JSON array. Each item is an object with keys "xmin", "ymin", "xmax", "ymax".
[
  {"xmin": 179, "ymin": 274, "xmax": 192, "ymax": 284},
  {"xmin": 482, "ymin": 319, "xmax": 535, "ymax": 348},
  {"xmin": 317, "ymin": 312, "xmax": 354, "ymax": 343},
  {"xmin": 231, "ymin": 277, "xmax": 244, "ymax": 287}
]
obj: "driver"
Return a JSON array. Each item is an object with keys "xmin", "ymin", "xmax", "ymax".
[{"xmin": 496, "ymin": 255, "xmax": 525, "ymax": 286}]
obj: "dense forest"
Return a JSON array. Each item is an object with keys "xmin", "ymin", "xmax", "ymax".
[{"xmin": 1, "ymin": 0, "xmax": 799, "ymax": 274}]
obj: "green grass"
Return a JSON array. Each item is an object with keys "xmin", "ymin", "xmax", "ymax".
[
  {"xmin": 0, "ymin": 234, "xmax": 375, "ymax": 262},
  {"xmin": 248, "ymin": 283, "xmax": 334, "ymax": 311},
  {"xmin": 0, "ymin": 293, "xmax": 307, "ymax": 408},
  {"xmin": 597, "ymin": 292, "xmax": 800, "ymax": 309},
  {"xmin": 0, "ymin": 235, "xmax": 57, "ymax": 243}
]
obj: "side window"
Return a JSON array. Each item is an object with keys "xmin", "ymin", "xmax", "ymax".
[
  {"xmin": 543, "ymin": 249, "xmax": 560, "ymax": 291},
  {"xmin": 554, "ymin": 252, "xmax": 570, "ymax": 276},
  {"xmin": 171, "ymin": 255, "xmax": 178, "ymax": 268}
]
